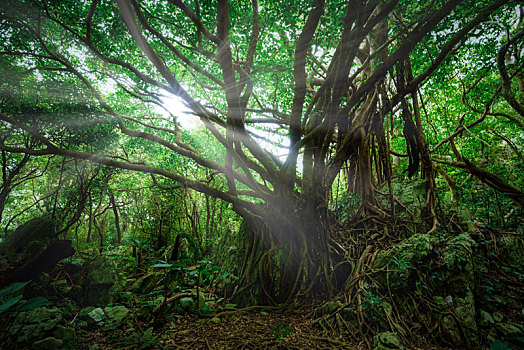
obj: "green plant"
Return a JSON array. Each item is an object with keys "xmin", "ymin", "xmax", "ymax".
[
  {"xmin": 122, "ymin": 329, "xmax": 157, "ymax": 349},
  {"xmin": 0, "ymin": 281, "xmax": 50, "ymax": 314},
  {"xmin": 270, "ymin": 322, "xmax": 294, "ymax": 339},
  {"xmin": 361, "ymin": 291, "xmax": 385, "ymax": 324}
]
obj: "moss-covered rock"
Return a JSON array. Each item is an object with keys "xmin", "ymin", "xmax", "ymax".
[
  {"xmin": 499, "ymin": 234, "xmax": 524, "ymax": 266},
  {"xmin": 179, "ymin": 297, "xmax": 195, "ymax": 310},
  {"xmin": 86, "ymin": 307, "xmax": 105, "ymax": 326},
  {"xmin": 0, "ymin": 217, "xmax": 56, "ymax": 263},
  {"xmin": 374, "ymin": 233, "xmax": 437, "ymax": 288},
  {"xmin": 373, "ymin": 331, "xmax": 403, "ymax": 349},
  {"xmin": 52, "ymin": 325, "xmax": 76, "ymax": 342},
  {"xmin": 32, "ymin": 336, "xmax": 63, "ymax": 350},
  {"xmin": 322, "ymin": 300, "xmax": 343, "ymax": 315},
  {"xmin": 136, "ymin": 296, "xmax": 165, "ymax": 319},
  {"xmin": 84, "ymin": 255, "xmax": 117, "ymax": 306},
  {"xmin": 390, "ymin": 178, "xmax": 427, "ymax": 222},
  {"xmin": 433, "ymin": 233, "xmax": 480, "ymax": 346},
  {"xmin": 130, "ymin": 271, "xmax": 165, "ymax": 294},
  {"xmin": 7, "ymin": 307, "xmax": 63, "ymax": 344},
  {"xmin": 80, "ymin": 305, "xmax": 131, "ymax": 329},
  {"xmin": 104, "ymin": 305, "xmax": 131, "ymax": 329}
]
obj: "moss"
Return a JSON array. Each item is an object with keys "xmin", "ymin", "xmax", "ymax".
[
  {"xmin": 84, "ymin": 255, "xmax": 117, "ymax": 306},
  {"xmin": 374, "ymin": 233, "xmax": 437, "ymax": 288},
  {"xmin": 0, "ymin": 216, "xmax": 56, "ymax": 263}
]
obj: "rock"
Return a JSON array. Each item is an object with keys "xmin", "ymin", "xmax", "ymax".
[
  {"xmin": 87, "ymin": 307, "xmax": 105, "ymax": 326},
  {"xmin": 209, "ymin": 317, "xmax": 221, "ymax": 324},
  {"xmin": 136, "ymin": 305, "xmax": 153, "ymax": 319},
  {"xmin": 429, "ymin": 233, "xmax": 481, "ymax": 346},
  {"xmin": 180, "ymin": 297, "xmax": 195, "ymax": 310},
  {"xmin": 52, "ymin": 325, "xmax": 76, "ymax": 341},
  {"xmin": 499, "ymin": 235, "xmax": 524, "ymax": 266},
  {"xmin": 443, "ymin": 316, "xmax": 462, "ymax": 346},
  {"xmin": 78, "ymin": 306, "xmax": 95, "ymax": 319},
  {"xmin": 478, "ymin": 309, "xmax": 495, "ymax": 328},
  {"xmin": 130, "ymin": 271, "xmax": 165, "ymax": 294},
  {"xmin": 442, "ymin": 292, "xmax": 479, "ymax": 346},
  {"xmin": 453, "ymin": 292, "xmax": 479, "ymax": 344},
  {"xmin": 104, "ymin": 305, "xmax": 130, "ymax": 328},
  {"xmin": 0, "ymin": 217, "xmax": 56, "ymax": 264},
  {"xmin": 374, "ymin": 233, "xmax": 437, "ymax": 288},
  {"xmin": 190, "ymin": 289, "xmax": 206, "ymax": 307},
  {"xmin": 323, "ymin": 300, "xmax": 343, "ymax": 314},
  {"xmin": 117, "ymin": 291, "xmax": 136, "ymax": 306},
  {"xmin": 373, "ymin": 331, "xmax": 403, "ymax": 349},
  {"xmin": 390, "ymin": 178, "xmax": 426, "ymax": 221},
  {"xmin": 440, "ymin": 234, "xmax": 477, "ymax": 295},
  {"xmin": 84, "ymin": 255, "xmax": 117, "ymax": 306},
  {"xmin": 82, "ymin": 305, "xmax": 131, "ymax": 329},
  {"xmin": 8, "ymin": 307, "xmax": 62, "ymax": 344},
  {"xmin": 32, "ymin": 337, "xmax": 63, "ymax": 350},
  {"xmin": 136, "ymin": 296, "xmax": 165, "ymax": 318}
]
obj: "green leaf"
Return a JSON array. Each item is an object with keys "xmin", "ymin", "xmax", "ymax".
[
  {"xmin": 151, "ymin": 263, "xmax": 172, "ymax": 268},
  {"xmin": 0, "ymin": 295, "xmax": 23, "ymax": 314},
  {"xmin": 0, "ymin": 281, "xmax": 31, "ymax": 299},
  {"xmin": 14, "ymin": 297, "xmax": 50, "ymax": 312},
  {"xmin": 490, "ymin": 340, "xmax": 511, "ymax": 350}
]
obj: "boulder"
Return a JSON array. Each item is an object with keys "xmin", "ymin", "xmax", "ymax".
[
  {"xmin": 373, "ymin": 331, "xmax": 403, "ymax": 350},
  {"xmin": 179, "ymin": 297, "xmax": 195, "ymax": 310},
  {"xmin": 7, "ymin": 307, "xmax": 62, "ymax": 344},
  {"xmin": 500, "ymin": 235, "xmax": 524, "ymax": 266},
  {"xmin": 130, "ymin": 271, "xmax": 165, "ymax": 294},
  {"xmin": 442, "ymin": 291, "xmax": 479, "ymax": 345},
  {"xmin": 0, "ymin": 217, "xmax": 56, "ymax": 263},
  {"xmin": 435, "ymin": 233, "xmax": 479, "ymax": 346},
  {"xmin": 323, "ymin": 300, "xmax": 343, "ymax": 315},
  {"xmin": 374, "ymin": 233, "xmax": 437, "ymax": 288},
  {"xmin": 52, "ymin": 325, "xmax": 76, "ymax": 342},
  {"xmin": 104, "ymin": 305, "xmax": 131, "ymax": 329},
  {"xmin": 84, "ymin": 255, "xmax": 117, "ymax": 306},
  {"xmin": 136, "ymin": 296, "xmax": 164, "ymax": 318},
  {"xmin": 390, "ymin": 178, "xmax": 426, "ymax": 222},
  {"xmin": 86, "ymin": 307, "xmax": 105, "ymax": 326},
  {"xmin": 81, "ymin": 305, "xmax": 131, "ymax": 329},
  {"xmin": 32, "ymin": 337, "xmax": 63, "ymax": 350}
]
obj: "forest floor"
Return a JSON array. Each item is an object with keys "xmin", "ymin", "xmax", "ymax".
[
  {"xmin": 79, "ymin": 304, "xmax": 447, "ymax": 350},
  {"xmin": 84, "ymin": 304, "xmax": 352, "ymax": 349}
]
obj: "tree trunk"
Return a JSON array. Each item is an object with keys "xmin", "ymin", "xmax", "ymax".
[{"xmin": 110, "ymin": 190, "xmax": 121, "ymax": 244}]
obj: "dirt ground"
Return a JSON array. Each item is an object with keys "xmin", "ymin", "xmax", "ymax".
[{"xmin": 84, "ymin": 305, "xmax": 357, "ymax": 350}]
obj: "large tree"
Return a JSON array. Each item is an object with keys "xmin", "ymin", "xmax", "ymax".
[{"xmin": 0, "ymin": 0, "xmax": 522, "ymax": 304}]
